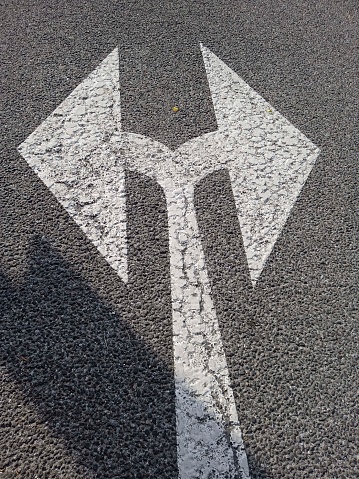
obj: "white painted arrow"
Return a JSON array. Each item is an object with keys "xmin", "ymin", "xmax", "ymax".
[{"xmin": 18, "ymin": 45, "xmax": 319, "ymax": 479}]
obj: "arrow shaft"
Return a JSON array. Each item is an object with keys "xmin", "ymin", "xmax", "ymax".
[{"xmin": 165, "ymin": 184, "xmax": 249, "ymax": 479}]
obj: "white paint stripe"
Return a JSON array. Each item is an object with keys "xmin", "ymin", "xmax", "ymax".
[{"xmin": 166, "ymin": 183, "xmax": 249, "ymax": 478}]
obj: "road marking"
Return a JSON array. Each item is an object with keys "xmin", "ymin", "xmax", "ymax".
[
  {"xmin": 19, "ymin": 50, "xmax": 126, "ymax": 281},
  {"xmin": 18, "ymin": 44, "xmax": 319, "ymax": 478},
  {"xmin": 191, "ymin": 45, "xmax": 320, "ymax": 285}
]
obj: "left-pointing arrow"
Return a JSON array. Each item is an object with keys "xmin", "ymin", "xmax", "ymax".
[{"xmin": 19, "ymin": 49, "xmax": 128, "ymax": 282}]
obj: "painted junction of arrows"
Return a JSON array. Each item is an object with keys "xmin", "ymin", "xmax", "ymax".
[{"xmin": 18, "ymin": 45, "xmax": 320, "ymax": 478}]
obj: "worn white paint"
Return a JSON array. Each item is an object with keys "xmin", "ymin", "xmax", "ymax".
[
  {"xmin": 19, "ymin": 50, "xmax": 126, "ymax": 282},
  {"xmin": 167, "ymin": 184, "xmax": 248, "ymax": 478},
  {"xmin": 18, "ymin": 44, "xmax": 320, "ymax": 479},
  {"xmin": 193, "ymin": 45, "xmax": 320, "ymax": 285}
]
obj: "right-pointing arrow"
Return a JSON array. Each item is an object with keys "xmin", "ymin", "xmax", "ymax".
[{"xmin": 179, "ymin": 44, "xmax": 321, "ymax": 286}]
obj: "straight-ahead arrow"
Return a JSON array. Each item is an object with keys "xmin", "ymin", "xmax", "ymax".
[{"xmin": 19, "ymin": 44, "xmax": 319, "ymax": 478}]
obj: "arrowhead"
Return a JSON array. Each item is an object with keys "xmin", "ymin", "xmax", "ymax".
[
  {"xmin": 200, "ymin": 45, "xmax": 320, "ymax": 286},
  {"xmin": 18, "ymin": 49, "xmax": 128, "ymax": 282}
]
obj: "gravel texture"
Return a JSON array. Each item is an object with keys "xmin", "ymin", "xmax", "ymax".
[{"xmin": 1, "ymin": 1, "xmax": 358, "ymax": 478}]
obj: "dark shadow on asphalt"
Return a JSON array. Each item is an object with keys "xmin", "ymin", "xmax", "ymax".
[{"xmin": 0, "ymin": 171, "xmax": 178, "ymax": 479}]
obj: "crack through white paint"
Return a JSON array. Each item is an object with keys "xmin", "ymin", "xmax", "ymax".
[
  {"xmin": 167, "ymin": 183, "xmax": 249, "ymax": 478},
  {"xmin": 19, "ymin": 50, "xmax": 127, "ymax": 282},
  {"xmin": 18, "ymin": 44, "xmax": 320, "ymax": 479}
]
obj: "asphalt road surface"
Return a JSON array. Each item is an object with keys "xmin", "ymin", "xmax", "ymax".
[{"xmin": 1, "ymin": 1, "xmax": 358, "ymax": 478}]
